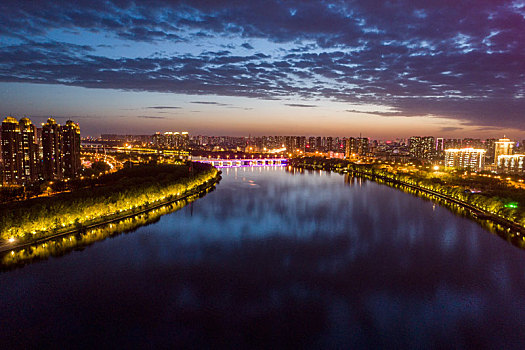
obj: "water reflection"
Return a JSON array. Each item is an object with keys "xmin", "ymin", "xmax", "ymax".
[
  {"xmin": 1, "ymin": 167, "xmax": 525, "ymax": 348},
  {"xmin": 0, "ymin": 186, "xmax": 217, "ymax": 271},
  {"xmin": 342, "ymin": 173, "xmax": 525, "ymax": 251}
]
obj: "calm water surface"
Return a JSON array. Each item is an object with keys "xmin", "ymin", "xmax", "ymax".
[{"xmin": 1, "ymin": 167, "xmax": 525, "ymax": 349}]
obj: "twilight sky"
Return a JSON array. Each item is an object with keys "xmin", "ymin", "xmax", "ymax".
[{"xmin": 1, "ymin": 0, "xmax": 524, "ymax": 138}]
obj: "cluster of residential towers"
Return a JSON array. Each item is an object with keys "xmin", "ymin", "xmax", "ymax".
[{"xmin": 1, "ymin": 117, "xmax": 81, "ymax": 185}]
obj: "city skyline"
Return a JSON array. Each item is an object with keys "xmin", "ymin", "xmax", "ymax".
[{"xmin": 1, "ymin": 1, "xmax": 525, "ymax": 138}]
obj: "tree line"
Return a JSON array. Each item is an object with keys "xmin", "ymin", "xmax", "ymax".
[{"xmin": 0, "ymin": 163, "xmax": 219, "ymax": 242}]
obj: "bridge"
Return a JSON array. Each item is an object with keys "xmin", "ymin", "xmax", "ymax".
[{"xmin": 193, "ymin": 157, "xmax": 288, "ymax": 168}]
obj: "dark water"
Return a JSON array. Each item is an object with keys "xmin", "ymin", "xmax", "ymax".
[{"xmin": 1, "ymin": 166, "xmax": 525, "ymax": 349}]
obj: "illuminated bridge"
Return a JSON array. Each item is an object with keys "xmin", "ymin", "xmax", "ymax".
[{"xmin": 193, "ymin": 157, "xmax": 288, "ymax": 168}]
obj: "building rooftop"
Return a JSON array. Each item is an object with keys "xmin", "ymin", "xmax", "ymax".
[{"xmin": 2, "ymin": 116, "xmax": 18, "ymax": 124}]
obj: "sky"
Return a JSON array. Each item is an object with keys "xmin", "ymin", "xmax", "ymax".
[{"xmin": 0, "ymin": 0, "xmax": 524, "ymax": 138}]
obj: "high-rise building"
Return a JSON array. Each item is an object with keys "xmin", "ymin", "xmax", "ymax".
[
  {"xmin": 445, "ymin": 148, "xmax": 486, "ymax": 171},
  {"xmin": 494, "ymin": 137, "xmax": 514, "ymax": 162},
  {"xmin": 484, "ymin": 138, "xmax": 497, "ymax": 163},
  {"xmin": 519, "ymin": 140, "xmax": 525, "ymax": 153},
  {"xmin": 316, "ymin": 136, "xmax": 322, "ymax": 152},
  {"xmin": 422, "ymin": 136, "xmax": 435, "ymax": 160},
  {"xmin": 436, "ymin": 138, "xmax": 444, "ymax": 158},
  {"xmin": 1, "ymin": 117, "xmax": 81, "ymax": 184},
  {"xmin": 326, "ymin": 137, "xmax": 333, "ymax": 152},
  {"xmin": 307, "ymin": 137, "xmax": 316, "ymax": 151},
  {"xmin": 18, "ymin": 118, "xmax": 39, "ymax": 183},
  {"xmin": 409, "ymin": 136, "xmax": 435, "ymax": 160},
  {"xmin": 444, "ymin": 139, "xmax": 462, "ymax": 149},
  {"xmin": 294, "ymin": 136, "xmax": 305, "ymax": 152},
  {"xmin": 153, "ymin": 131, "xmax": 190, "ymax": 150},
  {"xmin": 61, "ymin": 120, "xmax": 81, "ymax": 179},
  {"xmin": 462, "ymin": 138, "xmax": 483, "ymax": 149},
  {"xmin": 180, "ymin": 132, "xmax": 189, "ymax": 150},
  {"xmin": 498, "ymin": 154, "xmax": 525, "ymax": 174},
  {"xmin": 409, "ymin": 136, "xmax": 422, "ymax": 159},
  {"xmin": 42, "ymin": 118, "xmax": 63, "ymax": 180},
  {"xmin": 1, "ymin": 117, "xmax": 39, "ymax": 184},
  {"xmin": 345, "ymin": 137, "xmax": 369, "ymax": 158},
  {"xmin": 1, "ymin": 117, "xmax": 21, "ymax": 184}
]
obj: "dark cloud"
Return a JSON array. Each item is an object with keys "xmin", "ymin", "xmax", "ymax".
[
  {"xmin": 285, "ymin": 103, "xmax": 317, "ymax": 108},
  {"xmin": 227, "ymin": 106, "xmax": 254, "ymax": 110},
  {"xmin": 146, "ymin": 106, "xmax": 181, "ymax": 109},
  {"xmin": 346, "ymin": 109, "xmax": 408, "ymax": 117},
  {"xmin": 440, "ymin": 126, "xmax": 464, "ymax": 133},
  {"xmin": 137, "ymin": 115, "xmax": 167, "ymax": 119},
  {"xmin": 0, "ymin": 0, "xmax": 524, "ymax": 130},
  {"xmin": 191, "ymin": 101, "xmax": 230, "ymax": 106}
]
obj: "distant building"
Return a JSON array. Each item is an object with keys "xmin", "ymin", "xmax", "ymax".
[
  {"xmin": 326, "ymin": 137, "xmax": 333, "ymax": 152},
  {"xmin": 409, "ymin": 136, "xmax": 435, "ymax": 161},
  {"xmin": 100, "ymin": 134, "xmax": 152, "ymax": 143},
  {"xmin": 484, "ymin": 138, "xmax": 497, "ymax": 163},
  {"xmin": 498, "ymin": 154, "xmax": 525, "ymax": 174},
  {"xmin": 153, "ymin": 131, "xmax": 189, "ymax": 150},
  {"xmin": 444, "ymin": 139, "xmax": 462, "ymax": 149},
  {"xmin": 307, "ymin": 136, "xmax": 316, "ymax": 151},
  {"xmin": 445, "ymin": 148, "xmax": 486, "ymax": 171},
  {"xmin": 1, "ymin": 117, "xmax": 22, "ymax": 184},
  {"xmin": 1, "ymin": 117, "xmax": 39, "ymax": 184},
  {"xmin": 18, "ymin": 118, "xmax": 39, "ymax": 183},
  {"xmin": 345, "ymin": 137, "xmax": 369, "ymax": 158},
  {"xmin": 436, "ymin": 138, "xmax": 444, "ymax": 157},
  {"xmin": 462, "ymin": 138, "xmax": 483, "ymax": 149},
  {"xmin": 316, "ymin": 136, "xmax": 322, "ymax": 152},
  {"xmin": 61, "ymin": 120, "xmax": 81, "ymax": 179},
  {"xmin": 494, "ymin": 137, "xmax": 514, "ymax": 161},
  {"xmin": 42, "ymin": 118, "xmax": 63, "ymax": 180}
]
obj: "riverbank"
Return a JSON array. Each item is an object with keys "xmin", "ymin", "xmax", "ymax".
[
  {"xmin": 291, "ymin": 157, "xmax": 525, "ymax": 237},
  {"xmin": 0, "ymin": 163, "xmax": 220, "ymax": 251},
  {"xmin": 0, "ymin": 183, "xmax": 218, "ymax": 269}
]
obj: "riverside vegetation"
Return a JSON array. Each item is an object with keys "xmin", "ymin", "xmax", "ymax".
[
  {"xmin": 291, "ymin": 157, "xmax": 525, "ymax": 230},
  {"xmin": 1, "ymin": 187, "xmax": 215, "ymax": 271},
  {"xmin": 0, "ymin": 163, "xmax": 219, "ymax": 244}
]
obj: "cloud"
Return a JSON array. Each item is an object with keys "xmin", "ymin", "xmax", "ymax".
[
  {"xmin": 145, "ymin": 106, "xmax": 181, "ymax": 109},
  {"xmin": 439, "ymin": 126, "xmax": 464, "ymax": 133},
  {"xmin": 0, "ymin": 0, "xmax": 525, "ymax": 131},
  {"xmin": 345, "ymin": 109, "xmax": 408, "ymax": 117},
  {"xmin": 190, "ymin": 101, "xmax": 230, "ymax": 106},
  {"xmin": 227, "ymin": 106, "xmax": 254, "ymax": 110},
  {"xmin": 137, "ymin": 115, "xmax": 167, "ymax": 119},
  {"xmin": 285, "ymin": 103, "xmax": 317, "ymax": 108}
]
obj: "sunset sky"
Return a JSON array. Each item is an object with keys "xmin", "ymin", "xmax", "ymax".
[{"xmin": 1, "ymin": 0, "xmax": 524, "ymax": 138}]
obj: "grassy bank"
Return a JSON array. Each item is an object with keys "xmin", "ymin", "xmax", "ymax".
[{"xmin": 0, "ymin": 163, "xmax": 219, "ymax": 244}]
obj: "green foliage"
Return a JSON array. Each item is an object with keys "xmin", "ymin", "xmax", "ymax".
[{"xmin": 0, "ymin": 163, "xmax": 219, "ymax": 241}]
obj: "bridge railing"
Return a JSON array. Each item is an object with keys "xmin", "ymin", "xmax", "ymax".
[{"xmin": 193, "ymin": 158, "xmax": 288, "ymax": 168}]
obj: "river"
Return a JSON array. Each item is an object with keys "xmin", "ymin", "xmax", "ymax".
[{"xmin": 1, "ymin": 166, "xmax": 525, "ymax": 348}]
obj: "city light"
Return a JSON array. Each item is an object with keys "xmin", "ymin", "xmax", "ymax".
[{"xmin": 2, "ymin": 1, "xmax": 525, "ymax": 347}]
